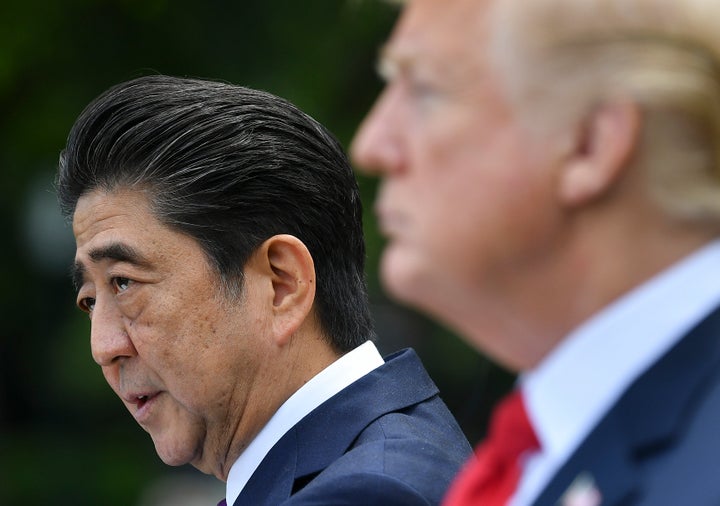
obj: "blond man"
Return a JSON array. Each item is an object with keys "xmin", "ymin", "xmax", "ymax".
[{"xmin": 353, "ymin": 0, "xmax": 720, "ymax": 504}]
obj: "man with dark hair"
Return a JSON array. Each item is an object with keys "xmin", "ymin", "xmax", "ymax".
[{"xmin": 58, "ymin": 75, "xmax": 471, "ymax": 506}]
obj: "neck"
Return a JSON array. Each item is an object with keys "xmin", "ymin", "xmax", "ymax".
[
  {"xmin": 444, "ymin": 210, "xmax": 718, "ymax": 372},
  {"xmin": 212, "ymin": 329, "xmax": 340, "ymax": 481}
]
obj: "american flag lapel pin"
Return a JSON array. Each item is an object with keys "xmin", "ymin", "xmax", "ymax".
[{"xmin": 558, "ymin": 472, "xmax": 602, "ymax": 506}]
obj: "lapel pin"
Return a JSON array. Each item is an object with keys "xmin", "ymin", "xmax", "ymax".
[{"xmin": 558, "ymin": 472, "xmax": 602, "ymax": 506}]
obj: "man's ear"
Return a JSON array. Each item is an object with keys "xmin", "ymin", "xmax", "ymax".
[
  {"xmin": 251, "ymin": 234, "xmax": 316, "ymax": 346},
  {"xmin": 559, "ymin": 100, "xmax": 641, "ymax": 207}
]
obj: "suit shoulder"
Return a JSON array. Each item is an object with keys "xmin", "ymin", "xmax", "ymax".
[
  {"xmin": 286, "ymin": 442, "xmax": 460, "ymax": 506},
  {"xmin": 637, "ymin": 371, "xmax": 720, "ymax": 504}
]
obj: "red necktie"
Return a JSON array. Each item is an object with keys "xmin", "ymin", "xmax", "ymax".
[{"xmin": 443, "ymin": 389, "xmax": 540, "ymax": 506}]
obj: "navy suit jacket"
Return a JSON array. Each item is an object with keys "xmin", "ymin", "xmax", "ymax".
[
  {"xmin": 534, "ymin": 305, "xmax": 720, "ymax": 505},
  {"xmin": 234, "ymin": 348, "xmax": 472, "ymax": 506}
]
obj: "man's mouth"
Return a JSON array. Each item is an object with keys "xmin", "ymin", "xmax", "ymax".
[
  {"xmin": 125, "ymin": 391, "xmax": 161, "ymax": 423},
  {"xmin": 124, "ymin": 391, "xmax": 159, "ymax": 410},
  {"xmin": 136, "ymin": 394, "xmax": 151, "ymax": 409}
]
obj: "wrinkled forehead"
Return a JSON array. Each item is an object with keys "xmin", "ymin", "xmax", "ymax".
[{"xmin": 72, "ymin": 189, "xmax": 155, "ymax": 247}]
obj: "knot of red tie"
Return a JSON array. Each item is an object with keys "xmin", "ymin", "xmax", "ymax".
[{"xmin": 443, "ymin": 389, "xmax": 540, "ymax": 506}]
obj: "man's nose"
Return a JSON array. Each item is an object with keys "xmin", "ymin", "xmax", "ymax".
[
  {"xmin": 90, "ymin": 299, "xmax": 136, "ymax": 366},
  {"xmin": 351, "ymin": 85, "xmax": 406, "ymax": 176}
]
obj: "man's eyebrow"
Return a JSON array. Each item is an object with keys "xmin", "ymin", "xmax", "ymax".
[{"xmin": 71, "ymin": 242, "xmax": 150, "ymax": 291}]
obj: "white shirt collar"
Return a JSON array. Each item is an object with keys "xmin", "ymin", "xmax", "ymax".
[
  {"xmin": 225, "ymin": 340, "xmax": 384, "ymax": 506},
  {"xmin": 512, "ymin": 239, "xmax": 720, "ymax": 505}
]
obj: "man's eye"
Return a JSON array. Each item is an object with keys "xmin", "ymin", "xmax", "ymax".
[
  {"xmin": 410, "ymin": 80, "xmax": 442, "ymax": 105},
  {"xmin": 112, "ymin": 277, "xmax": 132, "ymax": 292},
  {"xmin": 79, "ymin": 297, "xmax": 96, "ymax": 313}
]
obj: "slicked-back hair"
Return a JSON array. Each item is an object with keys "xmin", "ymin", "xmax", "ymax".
[{"xmin": 57, "ymin": 75, "xmax": 374, "ymax": 353}]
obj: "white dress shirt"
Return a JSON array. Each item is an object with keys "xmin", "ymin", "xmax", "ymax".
[
  {"xmin": 510, "ymin": 239, "xmax": 720, "ymax": 506},
  {"xmin": 225, "ymin": 340, "xmax": 385, "ymax": 506}
]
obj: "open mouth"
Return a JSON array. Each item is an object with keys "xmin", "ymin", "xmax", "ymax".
[
  {"xmin": 131, "ymin": 392, "xmax": 159, "ymax": 410},
  {"xmin": 129, "ymin": 392, "xmax": 161, "ymax": 423},
  {"xmin": 121, "ymin": 390, "xmax": 161, "ymax": 423},
  {"xmin": 136, "ymin": 395, "xmax": 150, "ymax": 409}
]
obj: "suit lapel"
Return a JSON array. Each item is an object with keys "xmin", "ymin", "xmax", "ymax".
[
  {"xmin": 234, "ymin": 349, "xmax": 438, "ymax": 506},
  {"xmin": 536, "ymin": 414, "xmax": 638, "ymax": 505},
  {"xmin": 235, "ymin": 430, "xmax": 299, "ymax": 506},
  {"xmin": 535, "ymin": 305, "xmax": 720, "ymax": 506},
  {"xmin": 292, "ymin": 348, "xmax": 439, "ymax": 479}
]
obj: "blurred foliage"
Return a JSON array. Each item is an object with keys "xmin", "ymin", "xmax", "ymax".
[{"xmin": 0, "ymin": 1, "xmax": 513, "ymax": 504}]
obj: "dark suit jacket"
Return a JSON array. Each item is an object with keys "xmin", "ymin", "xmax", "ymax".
[
  {"xmin": 534, "ymin": 305, "xmax": 720, "ymax": 505},
  {"xmin": 233, "ymin": 348, "xmax": 472, "ymax": 506}
]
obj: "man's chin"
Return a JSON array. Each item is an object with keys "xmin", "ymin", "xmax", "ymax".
[
  {"xmin": 151, "ymin": 434, "xmax": 198, "ymax": 468},
  {"xmin": 380, "ymin": 246, "xmax": 430, "ymax": 306},
  {"xmin": 381, "ymin": 245, "xmax": 466, "ymax": 324}
]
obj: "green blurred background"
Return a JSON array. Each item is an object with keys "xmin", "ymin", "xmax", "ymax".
[{"xmin": 0, "ymin": 1, "xmax": 513, "ymax": 504}]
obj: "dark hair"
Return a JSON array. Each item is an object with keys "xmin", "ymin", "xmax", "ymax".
[{"xmin": 57, "ymin": 75, "xmax": 374, "ymax": 352}]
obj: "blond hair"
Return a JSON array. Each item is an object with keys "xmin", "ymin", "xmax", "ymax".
[{"xmin": 491, "ymin": 0, "xmax": 720, "ymax": 222}]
